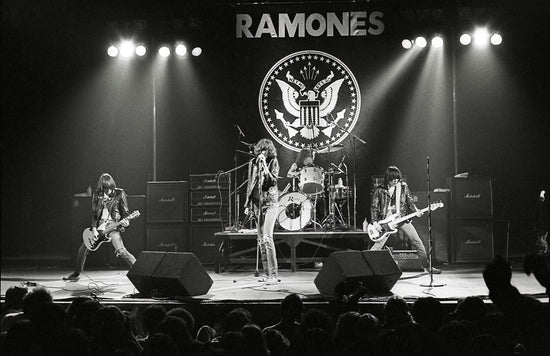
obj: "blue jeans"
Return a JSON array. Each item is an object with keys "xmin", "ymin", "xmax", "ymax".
[
  {"xmin": 256, "ymin": 203, "xmax": 278, "ymax": 278},
  {"xmin": 74, "ymin": 231, "xmax": 136, "ymax": 274},
  {"xmin": 399, "ymin": 222, "xmax": 428, "ymax": 268}
]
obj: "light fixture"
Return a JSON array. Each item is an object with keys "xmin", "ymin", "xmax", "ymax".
[
  {"xmin": 175, "ymin": 44, "xmax": 187, "ymax": 56},
  {"xmin": 431, "ymin": 36, "xmax": 444, "ymax": 48},
  {"xmin": 158, "ymin": 46, "xmax": 170, "ymax": 57},
  {"xmin": 135, "ymin": 45, "xmax": 147, "ymax": 56},
  {"xmin": 459, "ymin": 34, "xmax": 472, "ymax": 45},
  {"xmin": 401, "ymin": 39, "xmax": 412, "ymax": 49},
  {"xmin": 191, "ymin": 47, "xmax": 202, "ymax": 56},
  {"xmin": 119, "ymin": 41, "xmax": 135, "ymax": 58},
  {"xmin": 473, "ymin": 28, "xmax": 490, "ymax": 46},
  {"xmin": 415, "ymin": 37, "xmax": 427, "ymax": 48},
  {"xmin": 107, "ymin": 45, "xmax": 119, "ymax": 57},
  {"xmin": 490, "ymin": 33, "xmax": 503, "ymax": 46}
]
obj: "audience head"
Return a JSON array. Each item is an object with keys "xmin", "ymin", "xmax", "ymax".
[
  {"xmin": 167, "ymin": 307, "xmax": 195, "ymax": 335},
  {"xmin": 300, "ymin": 308, "xmax": 333, "ymax": 336},
  {"xmin": 263, "ymin": 328, "xmax": 289, "ymax": 356},
  {"xmin": 142, "ymin": 332, "xmax": 179, "ymax": 356},
  {"xmin": 334, "ymin": 311, "xmax": 361, "ymax": 349},
  {"xmin": 220, "ymin": 331, "xmax": 245, "ymax": 355},
  {"xmin": 356, "ymin": 313, "xmax": 381, "ymax": 345},
  {"xmin": 22, "ymin": 287, "xmax": 53, "ymax": 319},
  {"xmin": 242, "ymin": 324, "xmax": 269, "ymax": 356},
  {"xmin": 280, "ymin": 293, "xmax": 303, "ymax": 322},
  {"xmin": 412, "ymin": 296, "xmax": 443, "ymax": 331},
  {"xmin": 300, "ymin": 327, "xmax": 335, "ymax": 356},
  {"xmin": 155, "ymin": 316, "xmax": 192, "ymax": 354},
  {"xmin": 383, "ymin": 295, "xmax": 412, "ymax": 329},
  {"xmin": 142, "ymin": 304, "xmax": 167, "ymax": 336},
  {"xmin": 196, "ymin": 324, "xmax": 217, "ymax": 343},
  {"xmin": 4, "ymin": 286, "xmax": 28, "ymax": 312},
  {"xmin": 222, "ymin": 307, "xmax": 252, "ymax": 334},
  {"xmin": 454, "ymin": 296, "xmax": 486, "ymax": 323}
]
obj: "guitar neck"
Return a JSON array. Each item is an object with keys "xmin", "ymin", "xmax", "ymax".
[{"xmin": 393, "ymin": 206, "xmax": 430, "ymax": 225}]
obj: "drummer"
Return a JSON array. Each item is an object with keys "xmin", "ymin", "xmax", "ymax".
[{"xmin": 287, "ymin": 148, "xmax": 316, "ymax": 178}]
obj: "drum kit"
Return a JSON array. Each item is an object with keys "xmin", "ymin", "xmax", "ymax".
[{"xmin": 276, "ymin": 145, "xmax": 352, "ymax": 231}]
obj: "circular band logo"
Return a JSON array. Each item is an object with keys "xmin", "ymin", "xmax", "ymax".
[{"xmin": 259, "ymin": 50, "xmax": 361, "ymax": 152}]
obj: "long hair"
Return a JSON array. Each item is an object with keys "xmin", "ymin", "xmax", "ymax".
[
  {"xmin": 295, "ymin": 148, "xmax": 314, "ymax": 166},
  {"xmin": 253, "ymin": 138, "xmax": 277, "ymax": 158},
  {"xmin": 96, "ymin": 173, "xmax": 116, "ymax": 195},
  {"xmin": 383, "ymin": 166, "xmax": 402, "ymax": 187}
]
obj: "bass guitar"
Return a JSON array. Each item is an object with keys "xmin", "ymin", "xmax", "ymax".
[
  {"xmin": 82, "ymin": 210, "xmax": 140, "ymax": 251},
  {"xmin": 368, "ymin": 202, "xmax": 444, "ymax": 251}
]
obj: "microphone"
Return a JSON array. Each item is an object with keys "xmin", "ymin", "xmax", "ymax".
[
  {"xmin": 235, "ymin": 124, "xmax": 245, "ymax": 137},
  {"xmin": 241, "ymin": 141, "xmax": 254, "ymax": 147}
]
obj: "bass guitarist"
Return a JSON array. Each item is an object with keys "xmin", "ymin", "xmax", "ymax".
[
  {"xmin": 370, "ymin": 166, "xmax": 440, "ymax": 274},
  {"xmin": 64, "ymin": 173, "xmax": 136, "ymax": 281}
]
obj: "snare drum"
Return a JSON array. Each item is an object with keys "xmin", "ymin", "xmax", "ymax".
[
  {"xmin": 277, "ymin": 192, "xmax": 312, "ymax": 231},
  {"xmin": 299, "ymin": 166, "xmax": 324, "ymax": 195}
]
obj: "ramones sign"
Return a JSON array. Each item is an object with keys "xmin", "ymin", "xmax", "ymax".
[{"xmin": 236, "ymin": 11, "xmax": 385, "ymax": 39}]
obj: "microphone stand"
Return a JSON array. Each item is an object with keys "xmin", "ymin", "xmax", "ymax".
[
  {"xmin": 255, "ymin": 156, "xmax": 264, "ymax": 277},
  {"xmin": 420, "ymin": 156, "xmax": 444, "ymax": 288},
  {"xmin": 327, "ymin": 114, "xmax": 366, "ymax": 229}
]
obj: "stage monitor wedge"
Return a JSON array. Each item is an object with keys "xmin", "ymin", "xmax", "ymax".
[
  {"xmin": 127, "ymin": 251, "xmax": 212, "ymax": 297},
  {"xmin": 314, "ymin": 250, "xmax": 402, "ymax": 298}
]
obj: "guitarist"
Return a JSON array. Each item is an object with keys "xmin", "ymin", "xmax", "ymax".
[
  {"xmin": 370, "ymin": 166, "xmax": 440, "ymax": 274},
  {"xmin": 64, "ymin": 173, "xmax": 136, "ymax": 281}
]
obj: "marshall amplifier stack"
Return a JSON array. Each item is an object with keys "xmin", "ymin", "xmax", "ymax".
[
  {"xmin": 448, "ymin": 176, "xmax": 494, "ymax": 263},
  {"xmin": 146, "ymin": 181, "xmax": 189, "ymax": 253},
  {"xmin": 189, "ymin": 174, "xmax": 229, "ymax": 264}
]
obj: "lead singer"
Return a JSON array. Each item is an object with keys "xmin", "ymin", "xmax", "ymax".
[{"xmin": 244, "ymin": 138, "xmax": 280, "ymax": 284}]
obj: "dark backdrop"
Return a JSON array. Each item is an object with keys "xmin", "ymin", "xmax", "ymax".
[{"xmin": 2, "ymin": 0, "xmax": 549, "ymax": 260}]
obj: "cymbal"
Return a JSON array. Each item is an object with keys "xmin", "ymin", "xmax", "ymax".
[{"xmin": 315, "ymin": 144, "xmax": 344, "ymax": 153}]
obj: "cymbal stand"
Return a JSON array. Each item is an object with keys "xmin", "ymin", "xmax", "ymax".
[{"xmin": 321, "ymin": 171, "xmax": 344, "ymax": 229}]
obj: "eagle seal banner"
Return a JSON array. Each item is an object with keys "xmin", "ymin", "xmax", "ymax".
[{"xmin": 259, "ymin": 50, "xmax": 361, "ymax": 152}]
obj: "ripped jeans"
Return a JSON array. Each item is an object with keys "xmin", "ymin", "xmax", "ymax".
[
  {"xmin": 73, "ymin": 231, "xmax": 136, "ymax": 274},
  {"xmin": 256, "ymin": 203, "xmax": 279, "ymax": 278}
]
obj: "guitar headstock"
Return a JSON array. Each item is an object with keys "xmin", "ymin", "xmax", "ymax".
[
  {"xmin": 430, "ymin": 201, "xmax": 444, "ymax": 210},
  {"xmin": 127, "ymin": 210, "xmax": 141, "ymax": 220}
]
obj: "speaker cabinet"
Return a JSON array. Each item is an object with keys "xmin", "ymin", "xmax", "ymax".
[
  {"xmin": 411, "ymin": 191, "xmax": 450, "ymax": 263},
  {"xmin": 452, "ymin": 220, "xmax": 494, "ymax": 263},
  {"xmin": 146, "ymin": 181, "xmax": 188, "ymax": 223},
  {"xmin": 449, "ymin": 177, "xmax": 493, "ymax": 219},
  {"xmin": 189, "ymin": 224, "xmax": 220, "ymax": 264},
  {"xmin": 127, "ymin": 251, "xmax": 213, "ymax": 297},
  {"xmin": 314, "ymin": 250, "xmax": 402, "ymax": 298},
  {"xmin": 146, "ymin": 224, "xmax": 189, "ymax": 252}
]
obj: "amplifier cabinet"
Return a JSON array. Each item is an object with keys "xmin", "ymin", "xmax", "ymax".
[
  {"xmin": 190, "ymin": 174, "xmax": 229, "ymax": 191},
  {"xmin": 191, "ymin": 207, "xmax": 229, "ymax": 223},
  {"xmin": 189, "ymin": 224, "xmax": 222, "ymax": 264},
  {"xmin": 146, "ymin": 181, "xmax": 188, "ymax": 223},
  {"xmin": 190, "ymin": 190, "xmax": 229, "ymax": 207},
  {"xmin": 146, "ymin": 223, "xmax": 189, "ymax": 252},
  {"xmin": 448, "ymin": 177, "xmax": 493, "ymax": 219},
  {"xmin": 451, "ymin": 220, "xmax": 494, "ymax": 263}
]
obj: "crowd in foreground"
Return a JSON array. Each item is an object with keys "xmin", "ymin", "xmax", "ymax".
[{"xmin": 1, "ymin": 254, "xmax": 549, "ymax": 356}]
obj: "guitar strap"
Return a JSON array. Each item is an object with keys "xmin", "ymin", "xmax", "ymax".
[{"xmin": 395, "ymin": 182, "xmax": 402, "ymax": 217}]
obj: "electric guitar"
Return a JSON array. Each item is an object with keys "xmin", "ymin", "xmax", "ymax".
[
  {"xmin": 82, "ymin": 211, "xmax": 140, "ymax": 251},
  {"xmin": 368, "ymin": 202, "xmax": 444, "ymax": 251}
]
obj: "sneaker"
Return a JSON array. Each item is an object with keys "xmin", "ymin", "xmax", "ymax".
[
  {"xmin": 424, "ymin": 267, "xmax": 441, "ymax": 274},
  {"xmin": 257, "ymin": 274, "xmax": 268, "ymax": 282},
  {"xmin": 265, "ymin": 276, "xmax": 279, "ymax": 285},
  {"xmin": 63, "ymin": 272, "xmax": 80, "ymax": 282}
]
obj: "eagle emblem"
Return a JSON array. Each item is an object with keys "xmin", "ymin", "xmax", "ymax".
[{"xmin": 259, "ymin": 50, "xmax": 361, "ymax": 152}]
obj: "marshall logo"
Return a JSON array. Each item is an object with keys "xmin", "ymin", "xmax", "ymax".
[
  {"xmin": 259, "ymin": 50, "xmax": 361, "ymax": 152},
  {"xmin": 159, "ymin": 197, "xmax": 176, "ymax": 202},
  {"xmin": 464, "ymin": 194, "xmax": 481, "ymax": 199},
  {"xmin": 465, "ymin": 239, "xmax": 482, "ymax": 245}
]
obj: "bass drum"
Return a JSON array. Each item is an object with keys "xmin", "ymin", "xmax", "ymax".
[{"xmin": 277, "ymin": 192, "xmax": 312, "ymax": 231}]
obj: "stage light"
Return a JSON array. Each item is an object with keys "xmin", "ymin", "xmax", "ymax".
[
  {"xmin": 119, "ymin": 41, "xmax": 135, "ymax": 58},
  {"xmin": 415, "ymin": 37, "xmax": 427, "ymax": 48},
  {"xmin": 431, "ymin": 36, "xmax": 443, "ymax": 48},
  {"xmin": 490, "ymin": 33, "xmax": 503, "ymax": 45},
  {"xmin": 191, "ymin": 47, "xmax": 202, "ymax": 56},
  {"xmin": 401, "ymin": 39, "xmax": 412, "ymax": 49},
  {"xmin": 107, "ymin": 45, "xmax": 119, "ymax": 57},
  {"xmin": 459, "ymin": 34, "xmax": 472, "ymax": 45},
  {"xmin": 473, "ymin": 28, "xmax": 490, "ymax": 46},
  {"xmin": 135, "ymin": 45, "xmax": 147, "ymax": 56},
  {"xmin": 159, "ymin": 46, "xmax": 170, "ymax": 57},
  {"xmin": 175, "ymin": 44, "xmax": 187, "ymax": 56}
]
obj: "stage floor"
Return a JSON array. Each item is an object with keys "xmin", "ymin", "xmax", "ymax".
[{"xmin": 1, "ymin": 265, "xmax": 547, "ymax": 304}]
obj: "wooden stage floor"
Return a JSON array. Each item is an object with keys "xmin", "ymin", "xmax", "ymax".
[{"xmin": 1, "ymin": 264, "xmax": 547, "ymax": 305}]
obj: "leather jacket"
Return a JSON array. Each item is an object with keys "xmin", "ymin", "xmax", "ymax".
[
  {"xmin": 91, "ymin": 188, "xmax": 129, "ymax": 230},
  {"xmin": 246, "ymin": 156, "xmax": 279, "ymax": 207},
  {"xmin": 370, "ymin": 182, "xmax": 418, "ymax": 222}
]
